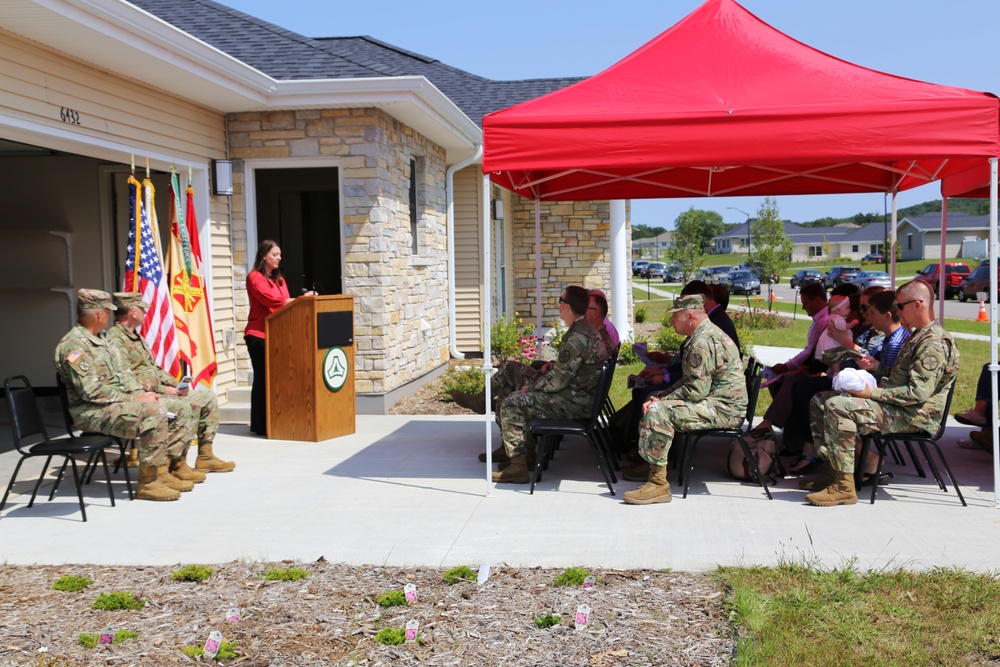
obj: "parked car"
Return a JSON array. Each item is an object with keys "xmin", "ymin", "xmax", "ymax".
[
  {"xmin": 644, "ymin": 262, "xmax": 666, "ymax": 279},
  {"xmin": 823, "ymin": 266, "xmax": 861, "ymax": 289},
  {"xmin": 632, "ymin": 260, "xmax": 649, "ymax": 276},
  {"xmin": 727, "ymin": 270, "xmax": 761, "ymax": 295},
  {"xmin": 702, "ymin": 265, "xmax": 735, "ymax": 285},
  {"xmin": 958, "ymin": 265, "xmax": 998, "ymax": 302},
  {"xmin": 915, "ymin": 262, "xmax": 971, "ymax": 299},
  {"xmin": 661, "ymin": 263, "xmax": 683, "ymax": 283},
  {"xmin": 850, "ymin": 270, "xmax": 892, "ymax": 290},
  {"xmin": 789, "ymin": 269, "xmax": 824, "ymax": 289},
  {"xmin": 861, "ymin": 252, "xmax": 884, "ymax": 263},
  {"xmin": 741, "ymin": 260, "xmax": 779, "ymax": 284}
]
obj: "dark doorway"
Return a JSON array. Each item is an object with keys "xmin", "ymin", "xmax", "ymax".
[{"xmin": 254, "ymin": 167, "xmax": 341, "ymax": 296}]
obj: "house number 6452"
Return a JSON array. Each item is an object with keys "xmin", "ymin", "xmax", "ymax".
[{"xmin": 59, "ymin": 107, "xmax": 81, "ymax": 125}]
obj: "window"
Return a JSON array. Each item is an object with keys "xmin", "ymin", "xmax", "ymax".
[
  {"xmin": 408, "ymin": 158, "xmax": 418, "ymax": 254},
  {"xmin": 851, "ymin": 245, "xmax": 859, "ymax": 253},
  {"xmin": 808, "ymin": 245, "xmax": 823, "ymax": 257},
  {"xmin": 908, "ymin": 234, "xmax": 913, "ymax": 251}
]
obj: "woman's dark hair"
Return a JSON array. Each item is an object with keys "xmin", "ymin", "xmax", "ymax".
[
  {"xmin": 253, "ymin": 239, "xmax": 284, "ymax": 285},
  {"xmin": 869, "ymin": 290, "xmax": 901, "ymax": 323}
]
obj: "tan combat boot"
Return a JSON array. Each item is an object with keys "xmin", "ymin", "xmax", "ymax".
[
  {"xmin": 623, "ymin": 464, "xmax": 672, "ymax": 505},
  {"xmin": 621, "ymin": 460, "xmax": 649, "ymax": 482},
  {"xmin": 452, "ymin": 390, "xmax": 487, "ymax": 415},
  {"xmin": 135, "ymin": 464, "xmax": 180, "ymax": 502},
  {"xmin": 478, "ymin": 445, "xmax": 510, "ymax": 463},
  {"xmin": 126, "ymin": 446, "xmax": 139, "ymax": 468},
  {"xmin": 805, "ymin": 470, "xmax": 858, "ymax": 506},
  {"xmin": 798, "ymin": 462, "xmax": 834, "ymax": 491},
  {"xmin": 195, "ymin": 443, "xmax": 236, "ymax": 473},
  {"xmin": 157, "ymin": 464, "xmax": 195, "ymax": 492},
  {"xmin": 498, "ymin": 452, "xmax": 536, "ymax": 471},
  {"xmin": 169, "ymin": 456, "xmax": 206, "ymax": 483},
  {"xmin": 491, "ymin": 455, "xmax": 530, "ymax": 484}
]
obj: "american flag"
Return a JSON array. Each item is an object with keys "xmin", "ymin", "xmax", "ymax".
[{"xmin": 124, "ymin": 175, "xmax": 182, "ymax": 379}]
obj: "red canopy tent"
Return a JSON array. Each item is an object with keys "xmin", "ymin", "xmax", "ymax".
[
  {"xmin": 478, "ymin": 0, "xmax": 1000, "ymax": 501},
  {"xmin": 484, "ymin": 0, "xmax": 998, "ymax": 201}
]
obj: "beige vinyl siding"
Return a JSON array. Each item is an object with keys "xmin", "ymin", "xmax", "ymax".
[
  {"xmin": 453, "ymin": 165, "xmax": 483, "ymax": 354},
  {"xmin": 0, "ymin": 29, "xmax": 237, "ymax": 394}
]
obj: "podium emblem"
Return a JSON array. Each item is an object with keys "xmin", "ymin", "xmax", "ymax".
[{"xmin": 322, "ymin": 346, "xmax": 349, "ymax": 392}]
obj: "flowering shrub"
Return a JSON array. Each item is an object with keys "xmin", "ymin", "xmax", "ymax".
[
  {"xmin": 490, "ymin": 314, "xmax": 537, "ymax": 364},
  {"xmin": 731, "ymin": 309, "xmax": 791, "ymax": 331}
]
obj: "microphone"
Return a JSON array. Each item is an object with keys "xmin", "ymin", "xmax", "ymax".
[{"xmin": 300, "ymin": 282, "xmax": 323, "ymax": 296}]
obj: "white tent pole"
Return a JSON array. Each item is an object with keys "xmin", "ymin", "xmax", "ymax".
[
  {"xmin": 989, "ymin": 156, "xmax": 998, "ymax": 509},
  {"xmin": 610, "ymin": 200, "xmax": 629, "ymax": 341},
  {"xmin": 483, "ymin": 174, "xmax": 494, "ymax": 496},
  {"xmin": 940, "ymin": 198, "xmax": 948, "ymax": 323},
  {"xmin": 535, "ymin": 200, "xmax": 542, "ymax": 333},
  {"xmin": 890, "ymin": 192, "xmax": 899, "ymax": 286}
]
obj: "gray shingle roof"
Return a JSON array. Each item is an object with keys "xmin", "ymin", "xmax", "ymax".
[
  {"xmin": 128, "ymin": 0, "xmax": 580, "ymax": 125},
  {"xmin": 901, "ymin": 211, "xmax": 987, "ymax": 231},
  {"xmin": 717, "ymin": 220, "xmax": 852, "ymax": 243}
]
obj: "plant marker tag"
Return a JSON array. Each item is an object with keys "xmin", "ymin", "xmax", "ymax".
[
  {"xmin": 405, "ymin": 620, "xmax": 419, "ymax": 642},
  {"xmin": 477, "ymin": 563, "xmax": 490, "ymax": 585},
  {"xmin": 575, "ymin": 604, "xmax": 591, "ymax": 630},
  {"xmin": 226, "ymin": 608, "xmax": 241, "ymax": 623},
  {"xmin": 404, "ymin": 583, "xmax": 417, "ymax": 603},
  {"xmin": 98, "ymin": 628, "xmax": 114, "ymax": 645},
  {"xmin": 203, "ymin": 630, "xmax": 223, "ymax": 659},
  {"xmin": 583, "ymin": 576, "xmax": 596, "ymax": 589}
]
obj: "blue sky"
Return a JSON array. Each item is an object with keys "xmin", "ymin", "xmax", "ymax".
[{"xmin": 219, "ymin": 0, "xmax": 999, "ymax": 229}]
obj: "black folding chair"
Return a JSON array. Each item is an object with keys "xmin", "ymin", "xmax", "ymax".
[
  {"xmin": 1, "ymin": 376, "xmax": 116, "ymax": 522},
  {"xmin": 676, "ymin": 357, "xmax": 772, "ymax": 499},
  {"xmin": 527, "ymin": 362, "xmax": 618, "ymax": 495},
  {"xmin": 858, "ymin": 382, "xmax": 964, "ymax": 506},
  {"xmin": 55, "ymin": 375, "xmax": 133, "ymax": 501}
]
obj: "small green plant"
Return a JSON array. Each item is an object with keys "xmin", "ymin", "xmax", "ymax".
[
  {"xmin": 553, "ymin": 567, "xmax": 592, "ymax": 587},
  {"xmin": 443, "ymin": 565, "xmax": 476, "ymax": 584},
  {"xmin": 261, "ymin": 567, "xmax": 309, "ymax": 581},
  {"xmin": 490, "ymin": 313, "xmax": 536, "ymax": 364},
  {"xmin": 438, "ymin": 367, "xmax": 485, "ymax": 401},
  {"xmin": 534, "ymin": 613, "xmax": 562, "ymax": 628},
  {"xmin": 655, "ymin": 325, "xmax": 685, "ymax": 354},
  {"xmin": 182, "ymin": 641, "xmax": 237, "ymax": 660},
  {"xmin": 617, "ymin": 336, "xmax": 645, "ymax": 365},
  {"xmin": 53, "ymin": 575, "xmax": 92, "ymax": 592},
  {"xmin": 90, "ymin": 591, "xmax": 144, "ymax": 611},
  {"xmin": 377, "ymin": 589, "xmax": 408, "ymax": 607},
  {"xmin": 171, "ymin": 564, "xmax": 214, "ymax": 582},
  {"xmin": 634, "ymin": 306, "xmax": 647, "ymax": 323},
  {"xmin": 78, "ymin": 629, "xmax": 139, "ymax": 648},
  {"xmin": 375, "ymin": 627, "xmax": 407, "ymax": 645}
]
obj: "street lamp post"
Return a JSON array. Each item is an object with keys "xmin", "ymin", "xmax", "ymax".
[{"xmin": 728, "ymin": 207, "xmax": 752, "ymax": 260}]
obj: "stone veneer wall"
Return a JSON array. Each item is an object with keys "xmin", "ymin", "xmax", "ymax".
[
  {"xmin": 227, "ymin": 108, "xmax": 450, "ymax": 404},
  {"xmin": 509, "ymin": 197, "xmax": 628, "ymax": 326}
]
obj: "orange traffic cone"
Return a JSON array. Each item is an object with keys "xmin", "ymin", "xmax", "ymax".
[{"xmin": 978, "ymin": 298, "xmax": 988, "ymax": 322}]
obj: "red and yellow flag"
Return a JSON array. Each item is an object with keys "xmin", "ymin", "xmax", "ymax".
[{"xmin": 167, "ymin": 171, "xmax": 217, "ymax": 388}]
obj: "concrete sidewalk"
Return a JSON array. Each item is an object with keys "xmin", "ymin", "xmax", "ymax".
[{"xmin": 0, "ymin": 411, "xmax": 997, "ymax": 572}]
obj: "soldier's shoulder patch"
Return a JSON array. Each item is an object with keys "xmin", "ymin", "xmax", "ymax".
[
  {"xmin": 559, "ymin": 349, "xmax": 571, "ymax": 363},
  {"xmin": 66, "ymin": 349, "xmax": 83, "ymax": 364},
  {"xmin": 921, "ymin": 356, "xmax": 940, "ymax": 371},
  {"xmin": 688, "ymin": 352, "xmax": 704, "ymax": 368}
]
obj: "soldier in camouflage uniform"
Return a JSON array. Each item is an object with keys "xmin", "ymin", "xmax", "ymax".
[
  {"xmin": 805, "ymin": 280, "xmax": 959, "ymax": 506},
  {"xmin": 624, "ymin": 294, "xmax": 746, "ymax": 505},
  {"xmin": 586, "ymin": 292, "xmax": 616, "ymax": 358},
  {"xmin": 54, "ymin": 289, "xmax": 196, "ymax": 502},
  {"xmin": 108, "ymin": 292, "xmax": 234, "ymax": 477},
  {"xmin": 492, "ymin": 285, "xmax": 607, "ymax": 484}
]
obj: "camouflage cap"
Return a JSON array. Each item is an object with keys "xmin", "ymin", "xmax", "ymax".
[
  {"xmin": 77, "ymin": 289, "xmax": 116, "ymax": 311},
  {"xmin": 112, "ymin": 292, "xmax": 150, "ymax": 310},
  {"xmin": 666, "ymin": 294, "xmax": 704, "ymax": 313}
]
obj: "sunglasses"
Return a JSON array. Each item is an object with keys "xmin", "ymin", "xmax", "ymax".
[
  {"xmin": 558, "ymin": 297, "xmax": 569, "ymax": 305},
  {"xmin": 896, "ymin": 299, "xmax": 920, "ymax": 309}
]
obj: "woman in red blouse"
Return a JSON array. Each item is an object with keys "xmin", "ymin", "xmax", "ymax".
[{"xmin": 245, "ymin": 240, "xmax": 315, "ymax": 435}]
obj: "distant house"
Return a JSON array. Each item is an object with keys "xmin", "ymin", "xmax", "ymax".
[
  {"xmin": 634, "ymin": 231, "xmax": 673, "ymax": 257},
  {"xmin": 712, "ymin": 221, "xmax": 874, "ymax": 262},
  {"xmin": 897, "ymin": 212, "xmax": 989, "ymax": 261}
]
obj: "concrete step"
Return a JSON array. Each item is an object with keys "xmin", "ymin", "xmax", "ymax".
[{"xmin": 219, "ymin": 386, "xmax": 250, "ymax": 425}]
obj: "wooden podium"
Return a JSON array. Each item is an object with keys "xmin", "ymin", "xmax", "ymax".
[{"xmin": 265, "ymin": 294, "xmax": 355, "ymax": 441}]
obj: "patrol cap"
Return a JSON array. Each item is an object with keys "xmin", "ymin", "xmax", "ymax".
[
  {"xmin": 77, "ymin": 289, "xmax": 116, "ymax": 311},
  {"xmin": 112, "ymin": 292, "xmax": 150, "ymax": 310},
  {"xmin": 666, "ymin": 294, "xmax": 704, "ymax": 313}
]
